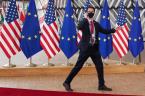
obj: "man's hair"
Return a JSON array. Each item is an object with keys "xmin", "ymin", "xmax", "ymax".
[{"xmin": 87, "ymin": 5, "xmax": 95, "ymax": 12}]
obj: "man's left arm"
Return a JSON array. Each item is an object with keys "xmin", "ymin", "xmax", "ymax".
[{"xmin": 97, "ymin": 22, "xmax": 116, "ymax": 34}]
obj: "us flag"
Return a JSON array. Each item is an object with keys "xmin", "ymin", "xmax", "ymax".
[
  {"xmin": 0, "ymin": 0, "xmax": 21, "ymax": 58},
  {"xmin": 40, "ymin": 0, "xmax": 60, "ymax": 59},
  {"xmin": 113, "ymin": 1, "xmax": 129, "ymax": 58}
]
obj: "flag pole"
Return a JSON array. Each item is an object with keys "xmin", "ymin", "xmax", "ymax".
[
  {"xmin": 66, "ymin": 58, "xmax": 73, "ymax": 66},
  {"xmin": 25, "ymin": 57, "xmax": 37, "ymax": 67},
  {"xmin": 103, "ymin": 57, "xmax": 109, "ymax": 66},
  {"xmin": 2, "ymin": 58, "xmax": 16, "ymax": 68},
  {"xmin": 132, "ymin": 58, "xmax": 135, "ymax": 64},
  {"xmin": 119, "ymin": 58, "xmax": 122, "ymax": 65},
  {"xmin": 138, "ymin": 53, "xmax": 141, "ymax": 64}
]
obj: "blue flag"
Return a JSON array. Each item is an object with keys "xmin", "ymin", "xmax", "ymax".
[
  {"xmin": 20, "ymin": 0, "xmax": 42, "ymax": 58},
  {"xmin": 129, "ymin": 1, "xmax": 144, "ymax": 58},
  {"xmin": 99, "ymin": 0, "xmax": 112, "ymax": 59},
  {"xmin": 59, "ymin": 0, "xmax": 78, "ymax": 59}
]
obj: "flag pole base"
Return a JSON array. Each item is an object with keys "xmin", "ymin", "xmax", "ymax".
[
  {"xmin": 25, "ymin": 63, "xmax": 37, "ymax": 67},
  {"xmin": 61, "ymin": 63, "xmax": 74, "ymax": 66},
  {"xmin": 67, "ymin": 63, "xmax": 74, "ymax": 66},
  {"xmin": 42, "ymin": 63, "xmax": 55, "ymax": 67},
  {"xmin": 2, "ymin": 64, "xmax": 16, "ymax": 68},
  {"xmin": 104, "ymin": 62, "xmax": 109, "ymax": 66}
]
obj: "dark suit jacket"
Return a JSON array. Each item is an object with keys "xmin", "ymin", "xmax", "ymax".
[{"xmin": 77, "ymin": 18, "xmax": 115, "ymax": 52}]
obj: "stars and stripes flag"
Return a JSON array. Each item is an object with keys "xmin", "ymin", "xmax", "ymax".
[
  {"xmin": 113, "ymin": 0, "xmax": 129, "ymax": 58},
  {"xmin": 40, "ymin": 0, "xmax": 60, "ymax": 59},
  {"xmin": 0, "ymin": 0, "xmax": 21, "ymax": 59}
]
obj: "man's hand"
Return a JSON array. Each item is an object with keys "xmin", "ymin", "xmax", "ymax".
[{"xmin": 112, "ymin": 28, "xmax": 116, "ymax": 33}]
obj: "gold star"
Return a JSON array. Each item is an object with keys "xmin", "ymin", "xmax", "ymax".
[
  {"xmin": 98, "ymin": 37, "xmax": 101, "ymax": 40},
  {"xmin": 28, "ymin": 12, "xmax": 31, "ymax": 16},
  {"xmin": 34, "ymin": 35, "xmax": 38, "ymax": 39},
  {"xmin": 134, "ymin": 38, "xmax": 137, "ymax": 42},
  {"xmin": 28, "ymin": 37, "xmax": 31, "ymax": 40},
  {"xmin": 71, "ymin": 15, "xmax": 74, "ymax": 19},
  {"xmin": 61, "ymin": 37, "xmax": 64, "ymax": 40},
  {"xmin": 21, "ymin": 35, "xmax": 25, "ymax": 39},
  {"xmin": 108, "ymin": 17, "xmax": 110, "ymax": 20},
  {"xmin": 73, "ymin": 35, "xmax": 76, "ymax": 39},
  {"xmin": 104, "ymin": 39, "xmax": 107, "ymax": 42},
  {"xmin": 66, "ymin": 14, "xmax": 69, "ymax": 17},
  {"xmin": 103, "ymin": 16, "xmax": 105, "ymax": 19},
  {"xmin": 108, "ymin": 37, "xmax": 111, "ymax": 40},
  {"xmin": 34, "ymin": 14, "xmax": 37, "ymax": 17},
  {"xmin": 67, "ymin": 38, "xmax": 70, "ymax": 41}
]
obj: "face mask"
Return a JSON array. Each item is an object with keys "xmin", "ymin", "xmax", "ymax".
[{"xmin": 88, "ymin": 12, "xmax": 94, "ymax": 18}]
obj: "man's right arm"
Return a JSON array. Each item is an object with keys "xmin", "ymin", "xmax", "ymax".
[{"xmin": 77, "ymin": 18, "xmax": 86, "ymax": 30}]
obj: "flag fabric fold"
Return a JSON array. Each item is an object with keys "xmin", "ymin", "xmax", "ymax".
[
  {"xmin": 128, "ymin": 1, "xmax": 144, "ymax": 57},
  {"xmin": 99, "ymin": 0, "xmax": 113, "ymax": 59},
  {"xmin": 0, "ymin": 0, "xmax": 21, "ymax": 58},
  {"xmin": 59, "ymin": 0, "xmax": 78, "ymax": 59},
  {"xmin": 20, "ymin": 0, "xmax": 42, "ymax": 58},
  {"xmin": 40, "ymin": 0, "xmax": 60, "ymax": 59},
  {"xmin": 113, "ymin": 0, "xmax": 129, "ymax": 58}
]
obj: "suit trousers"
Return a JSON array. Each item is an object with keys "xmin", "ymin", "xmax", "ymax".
[{"xmin": 64, "ymin": 44, "xmax": 105, "ymax": 87}]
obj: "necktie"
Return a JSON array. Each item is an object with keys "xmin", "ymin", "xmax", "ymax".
[
  {"xmin": 90, "ymin": 21, "xmax": 95, "ymax": 45},
  {"xmin": 90, "ymin": 21, "xmax": 94, "ymax": 34}
]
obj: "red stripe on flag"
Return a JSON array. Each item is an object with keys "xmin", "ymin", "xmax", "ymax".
[
  {"xmin": 124, "ymin": 24, "xmax": 129, "ymax": 32},
  {"xmin": 14, "ymin": 20, "xmax": 21, "ymax": 32},
  {"xmin": 3, "ymin": 24, "xmax": 20, "ymax": 52},
  {"xmin": 49, "ymin": 23, "xmax": 59, "ymax": 42},
  {"xmin": 53, "ymin": 22, "xmax": 58, "ymax": 32},
  {"xmin": 112, "ymin": 42, "xmax": 122, "ymax": 58},
  {"xmin": 0, "ymin": 41, "xmax": 11, "ymax": 58},
  {"xmin": 43, "ymin": 25, "xmax": 60, "ymax": 51},
  {"xmin": 9, "ymin": 23, "xmax": 20, "ymax": 40},
  {"xmin": 116, "ymin": 30, "xmax": 128, "ymax": 49},
  {"xmin": 113, "ymin": 34, "xmax": 126, "ymax": 55},
  {"xmin": 40, "ymin": 41, "xmax": 51, "ymax": 59},
  {"xmin": 120, "ymin": 25, "xmax": 129, "ymax": 39},
  {"xmin": 1, "ymin": 34, "xmax": 16, "ymax": 55},
  {"xmin": 41, "ymin": 34, "xmax": 56, "ymax": 56}
]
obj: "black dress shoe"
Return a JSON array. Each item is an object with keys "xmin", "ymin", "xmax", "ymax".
[
  {"xmin": 98, "ymin": 85, "xmax": 112, "ymax": 91},
  {"xmin": 63, "ymin": 82, "xmax": 73, "ymax": 92}
]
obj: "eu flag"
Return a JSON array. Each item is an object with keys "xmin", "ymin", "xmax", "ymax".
[
  {"xmin": 20, "ymin": 0, "xmax": 42, "ymax": 58},
  {"xmin": 59, "ymin": 0, "xmax": 78, "ymax": 59},
  {"xmin": 129, "ymin": 1, "xmax": 144, "ymax": 57},
  {"xmin": 99, "ymin": 0, "xmax": 112, "ymax": 59}
]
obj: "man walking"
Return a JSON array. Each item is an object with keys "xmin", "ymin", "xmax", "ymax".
[{"xmin": 63, "ymin": 6, "xmax": 116, "ymax": 92}]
